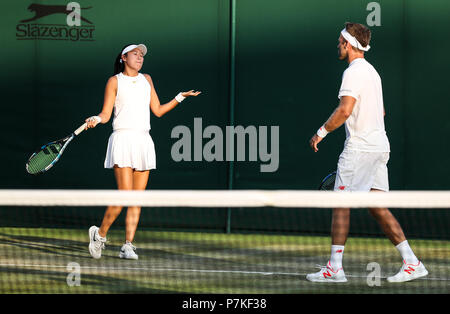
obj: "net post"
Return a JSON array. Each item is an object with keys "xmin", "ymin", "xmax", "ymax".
[
  {"xmin": 225, "ymin": 0, "xmax": 237, "ymax": 235},
  {"xmin": 226, "ymin": 208, "xmax": 232, "ymax": 234}
]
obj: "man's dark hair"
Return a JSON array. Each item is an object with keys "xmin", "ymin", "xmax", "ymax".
[{"xmin": 344, "ymin": 22, "xmax": 371, "ymax": 49}]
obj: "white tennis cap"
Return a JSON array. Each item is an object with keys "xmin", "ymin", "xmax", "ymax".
[{"xmin": 121, "ymin": 44, "xmax": 147, "ymax": 56}]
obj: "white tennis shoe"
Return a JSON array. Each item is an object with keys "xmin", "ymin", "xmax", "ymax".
[
  {"xmin": 88, "ymin": 226, "xmax": 106, "ymax": 259},
  {"xmin": 119, "ymin": 242, "xmax": 139, "ymax": 260},
  {"xmin": 387, "ymin": 260, "xmax": 428, "ymax": 283},
  {"xmin": 306, "ymin": 261, "xmax": 348, "ymax": 283}
]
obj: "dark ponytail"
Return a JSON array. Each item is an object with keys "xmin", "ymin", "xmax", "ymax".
[{"xmin": 113, "ymin": 43, "xmax": 134, "ymax": 75}]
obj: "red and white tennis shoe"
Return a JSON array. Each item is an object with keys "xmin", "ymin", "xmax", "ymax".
[
  {"xmin": 306, "ymin": 261, "xmax": 348, "ymax": 283},
  {"xmin": 387, "ymin": 260, "xmax": 428, "ymax": 283}
]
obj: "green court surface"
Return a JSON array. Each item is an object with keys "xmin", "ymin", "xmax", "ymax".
[{"xmin": 0, "ymin": 228, "xmax": 448, "ymax": 294}]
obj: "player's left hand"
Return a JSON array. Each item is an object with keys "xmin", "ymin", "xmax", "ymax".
[
  {"xmin": 181, "ymin": 90, "xmax": 202, "ymax": 97},
  {"xmin": 309, "ymin": 134, "xmax": 323, "ymax": 152}
]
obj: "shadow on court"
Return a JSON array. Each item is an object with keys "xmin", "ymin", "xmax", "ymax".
[{"xmin": 0, "ymin": 228, "xmax": 448, "ymax": 293}]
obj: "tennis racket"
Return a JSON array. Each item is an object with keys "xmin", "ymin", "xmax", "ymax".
[
  {"xmin": 26, "ymin": 123, "xmax": 87, "ymax": 175},
  {"xmin": 318, "ymin": 171, "xmax": 336, "ymax": 191}
]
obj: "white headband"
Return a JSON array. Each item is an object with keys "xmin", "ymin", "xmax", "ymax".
[
  {"xmin": 119, "ymin": 44, "xmax": 147, "ymax": 63},
  {"xmin": 341, "ymin": 28, "xmax": 370, "ymax": 52}
]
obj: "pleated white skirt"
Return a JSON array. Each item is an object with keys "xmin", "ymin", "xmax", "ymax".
[{"xmin": 104, "ymin": 129, "xmax": 156, "ymax": 171}]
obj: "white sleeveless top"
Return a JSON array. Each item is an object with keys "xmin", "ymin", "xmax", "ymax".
[{"xmin": 112, "ymin": 72, "xmax": 151, "ymax": 131}]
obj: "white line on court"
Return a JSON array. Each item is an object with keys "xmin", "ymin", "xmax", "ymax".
[{"xmin": 0, "ymin": 263, "xmax": 448, "ymax": 281}]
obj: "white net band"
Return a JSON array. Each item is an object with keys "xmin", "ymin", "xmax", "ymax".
[{"xmin": 0, "ymin": 190, "xmax": 450, "ymax": 208}]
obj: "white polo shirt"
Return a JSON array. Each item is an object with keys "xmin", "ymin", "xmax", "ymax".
[{"xmin": 338, "ymin": 58, "xmax": 390, "ymax": 152}]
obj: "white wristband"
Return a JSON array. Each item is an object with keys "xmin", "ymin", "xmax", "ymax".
[
  {"xmin": 316, "ymin": 125, "xmax": 329, "ymax": 138},
  {"xmin": 175, "ymin": 92, "xmax": 186, "ymax": 103}
]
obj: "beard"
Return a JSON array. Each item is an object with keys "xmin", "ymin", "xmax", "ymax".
[{"xmin": 338, "ymin": 49, "xmax": 348, "ymax": 61}]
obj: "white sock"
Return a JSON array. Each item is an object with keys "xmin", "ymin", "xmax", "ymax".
[
  {"xmin": 395, "ymin": 240, "xmax": 419, "ymax": 264},
  {"xmin": 329, "ymin": 245, "xmax": 345, "ymax": 270}
]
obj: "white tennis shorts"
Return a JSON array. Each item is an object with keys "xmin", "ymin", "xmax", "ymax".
[
  {"xmin": 104, "ymin": 129, "xmax": 156, "ymax": 171},
  {"xmin": 334, "ymin": 149, "xmax": 389, "ymax": 192}
]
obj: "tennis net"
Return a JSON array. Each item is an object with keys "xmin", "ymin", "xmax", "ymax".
[{"xmin": 0, "ymin": 189, "xmax": 448, "ymax": 294}]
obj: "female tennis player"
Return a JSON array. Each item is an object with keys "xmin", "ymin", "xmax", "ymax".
[{"xmin": 85, "ymin": 43, "xmax": 201, "ymax": 260}]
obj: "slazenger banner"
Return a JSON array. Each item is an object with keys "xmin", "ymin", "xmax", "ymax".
[{"xmin": 15, "ymin": 2, "xmax": 95, "ymax": 41}]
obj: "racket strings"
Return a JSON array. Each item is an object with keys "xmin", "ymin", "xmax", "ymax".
[
  {"xmin": 319, "ymin": 172, "xmax": 336, "ymax": 191},
  {"xmin": 27, "ymin": 143, "xmax": 63, "ymax": 174}
]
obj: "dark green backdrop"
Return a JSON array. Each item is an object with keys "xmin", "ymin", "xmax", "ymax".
[{"xmin": 1, "ymin": 1, "xmax": 449, "ymax": 238}]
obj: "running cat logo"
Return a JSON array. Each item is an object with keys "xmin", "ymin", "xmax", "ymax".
[
  {"xmin": 20, "ymin": 3, "xmax": 93, "ymax": 24},
  {"xmin": 16, "ymin": 2, "xmax": 96, "ymax": 42}
]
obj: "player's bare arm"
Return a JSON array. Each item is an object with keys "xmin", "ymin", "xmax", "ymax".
[
  {"xmin": 324, "ymin": 96, "xmax": 356, "ymax": 132},
  {"xmin": 309, "ymin": 96, "xmax": 356, "ymax": 152},
  {"xmin": 85, "ymin": 76, "xmax": 117, "ymax": 129},
  {"xmin": 144, "ymin": 74, "xmax": 201, "ymax": 118}
]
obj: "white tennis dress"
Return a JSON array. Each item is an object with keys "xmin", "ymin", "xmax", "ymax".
[{"xmin": 104, "ymin": 72, "xmax": 156, "ymax": 171}]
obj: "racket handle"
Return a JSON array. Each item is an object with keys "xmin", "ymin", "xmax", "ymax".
[{"xmin": 74, "ymin": 123, "xmax": 87, "ymax": 136}]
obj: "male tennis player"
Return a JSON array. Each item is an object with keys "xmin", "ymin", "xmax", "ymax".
[{"xmin": 307, "ymin": 23, "xmax": 428, "ymax": 283}]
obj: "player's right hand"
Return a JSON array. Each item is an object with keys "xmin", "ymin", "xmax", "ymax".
[
  {"xmin": 309, "ymin": 134, "xmax": 323, "ymax": 152},
  {"xmin": 85, "ymin": 116, "xmax": 101, "ymax": 129}
]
